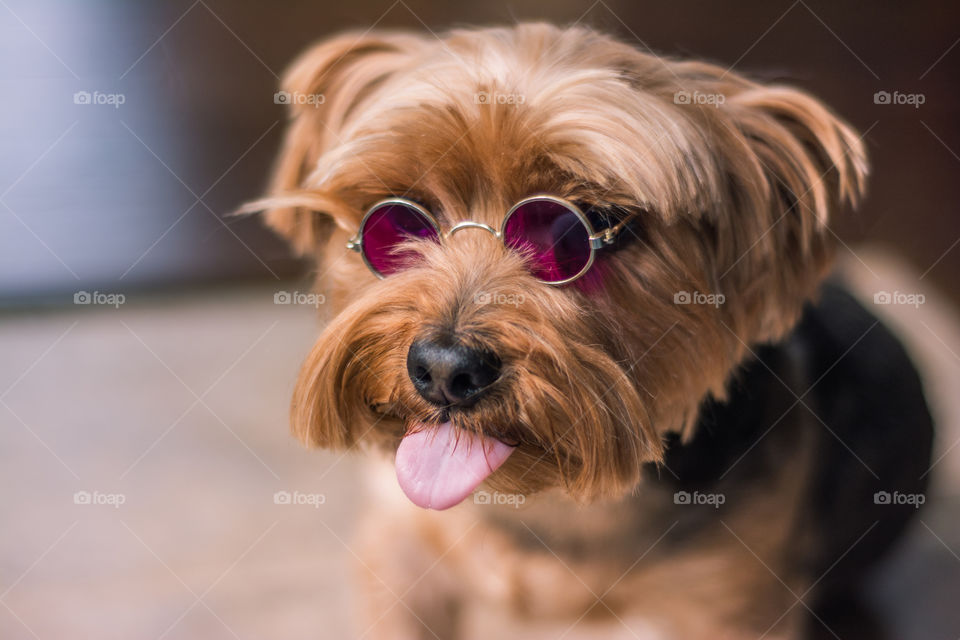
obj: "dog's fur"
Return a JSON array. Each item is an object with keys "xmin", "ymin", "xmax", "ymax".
[{"xmin": 253, "ymin": 24, "xmax": 933, "ymax": 639}]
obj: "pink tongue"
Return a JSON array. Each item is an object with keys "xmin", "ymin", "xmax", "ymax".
[{"xmin": 395, "ymin": 422, "xmax": 515, "ymax": 510}]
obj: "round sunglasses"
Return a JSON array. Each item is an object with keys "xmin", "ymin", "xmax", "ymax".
[{"xmin": 346, "ymin": 195, "xmax": 636, "ymax": 285}]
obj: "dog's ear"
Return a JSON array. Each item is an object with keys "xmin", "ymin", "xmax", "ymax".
[
  {"xmin": 263, "ymin": 32, "xmax": 426, "ymax": 255},
  {"xmin": 712, "ymin": 82, "xmax": 868, "ymax": 341}
]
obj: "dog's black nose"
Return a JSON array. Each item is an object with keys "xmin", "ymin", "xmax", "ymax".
[{"xmin": 407, "ymin": 337, "xmax": 501, "ymax": 407}]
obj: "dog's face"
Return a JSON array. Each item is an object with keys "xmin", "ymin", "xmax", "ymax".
[{"xmin": 257, "ymin": 24, "xmax": 866, "ymax": 508}]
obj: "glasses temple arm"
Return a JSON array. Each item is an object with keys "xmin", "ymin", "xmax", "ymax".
[{"xmin": 589, "ymin": 212, "xmax": 638, "ymax": 249}]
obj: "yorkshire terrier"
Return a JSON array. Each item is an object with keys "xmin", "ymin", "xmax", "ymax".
[{"xmin": 251, "ymin": 23, "xmax": 934, "ymax": 640}]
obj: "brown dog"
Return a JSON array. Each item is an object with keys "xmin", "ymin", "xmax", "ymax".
[{"xmin": 251, "ymin": 23, "xmax": 933, "ymax": 639}]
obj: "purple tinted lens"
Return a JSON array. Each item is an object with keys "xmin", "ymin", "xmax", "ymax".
[
  {"xmin": 361, "ymin": 203, "xmax": 439, "ymax": 276},
  {"xmin": 503, "ymin": 200, "xmax": 592, "ymax": 282}
]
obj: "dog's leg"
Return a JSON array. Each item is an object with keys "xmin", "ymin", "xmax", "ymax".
[{"xmin": 354, "ymin": 508, "xmax": 464, "ymax": 640}]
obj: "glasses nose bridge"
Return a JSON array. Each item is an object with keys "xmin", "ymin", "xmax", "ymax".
[{"xmin": 445, "ymin": 220, "xmax": 501, "ymax": 239}]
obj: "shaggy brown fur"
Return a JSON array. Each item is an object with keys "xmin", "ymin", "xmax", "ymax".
[{"xmin": 249, "ymin": 23, "xmax": 882, "ymax": 639}]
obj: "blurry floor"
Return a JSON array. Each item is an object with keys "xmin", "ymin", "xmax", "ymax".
[
  {"xmin": 0, "ymin": 286, "xmax": 361, "ymax": 639},
  {"xmin": 1, "ymin": 255, "xmax": 959, "ymax": 639}
]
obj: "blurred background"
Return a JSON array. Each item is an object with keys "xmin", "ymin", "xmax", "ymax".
[{"xmin": 1, "ymin": 0, "xmax": 958, "ymax": 638}]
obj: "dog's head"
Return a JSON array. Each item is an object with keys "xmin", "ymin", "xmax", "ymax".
[{"xmin": 253, "ymin": 24, "xmax": 866, "ymax": 508}]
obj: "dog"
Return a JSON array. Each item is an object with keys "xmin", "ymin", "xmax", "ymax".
[{"xmin": 250, "ymin": 23, "xmax": 934, "ymax": 639}]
